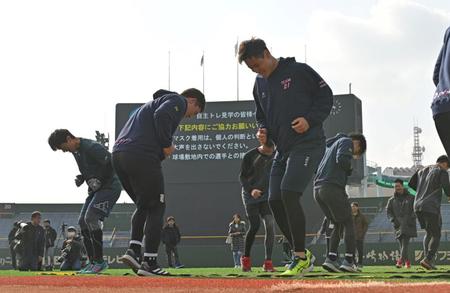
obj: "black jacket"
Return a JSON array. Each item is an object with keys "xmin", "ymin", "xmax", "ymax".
[
  {"xmin": 114, "ymin": 90, "xmax": 187, "ymax": 161},
  {"xmin": 73, "ymin": 138, "xmax": 120, "ymax": 189},
  {"xmin": 386, "ymin": 191, "xmax": 417, "ymax": 239},
  {"xmin": 253, "ymin": 58, "xmax": 333, "ymax": 153},
  {"xmin": 239, "ymin": 147, "xmax": 274, "ymax": 205},
  {"xmin": 8, "ymin": 227, "xmax": 18, "ymax": 246},
  {"xmin": 409, "ymin": 165, "xmax": 450, "ymax": 215},
  {"xmin": 161, "ymin": 225, "xmax": 181, "ymax": 247},
  {"xmin": 44, "ymin": 226, "xmax": 57, "ymax": 248},
  {"xmin": 14, "ymin": 223, "xmax": 45, "ymax": 257}
]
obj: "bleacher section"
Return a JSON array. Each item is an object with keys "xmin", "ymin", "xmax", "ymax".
[
  {"xmin": 0, "ymin": 210, "xmax": 132, "ymax": 249},
  {"xmin": 3, "ymin": 201, "xmax": 450, "ymax": 249}
]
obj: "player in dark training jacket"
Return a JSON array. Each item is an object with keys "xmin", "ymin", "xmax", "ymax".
[
  {"xmin": 314, "ymin": 133, "xmax": 366, "ymax": 273},
  {"xmin": 239, "ymin": 133, "xmax": 276, "ymax": 272},
  {"xmin": 48, "ymin": 129, "xmax": 122, "ymax": 274},
  {"xmin": 408, "ymin": 155, "xmax": 450, "ymax": 270},
  {"xmin": 239, "ymin": 38, "xmax": 333, "ymax": 276},
  {"xmin": 112, "ymin": 88, "xmax": 205, "ymax": 276}
]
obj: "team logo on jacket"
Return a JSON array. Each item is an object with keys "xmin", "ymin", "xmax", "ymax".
[
  {"xmin": 93, "ymin": 201, "xmax": 109, "ymax": 214},
  {"xmin": 281, "ymin": 78, "xmax": 292, "ymax": 90}
]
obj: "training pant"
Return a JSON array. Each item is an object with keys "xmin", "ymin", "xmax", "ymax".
[
  {"xmin": 314, "ymin": 184, "xmax": 356, "ymax": 260},
  {"xmin": 78, "ymin": 181, "xmax": 121, "ymax": 263},
  {"xmin": 417, "ymin": 211, "xmax": 442, "ymax": 261},
  {"xmin": 113, "ymin": 152, "xmax": 166, "ymax": 263},
  {"xmin": 434, "ymin": 111, "xmax": 450, "ymax": 157},
  {"xmin": 269, "ymin": 143, "xmax": 324, "ymax": 253},
  {"xmin": 356, "ymin": 240, "xmax": 364, "ymax": 265},
  {"xmin": 244, "ymin": 201, "xmax": 275, "ymax": 260}
]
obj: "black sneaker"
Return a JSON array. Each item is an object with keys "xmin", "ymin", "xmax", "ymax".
[
  {"xmin": 137, "ymin": 262, "xmax": 171, "ymax": 277},
  {"xmin": 119, "ymin": 249, "xmax": 141, "ymax": 274},
  {"xmin": 420, "ymin": 258, "xmax": 437, "ymax": 270}
]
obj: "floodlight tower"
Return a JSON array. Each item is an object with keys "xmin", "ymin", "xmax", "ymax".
[{"xmin": 412, "ymin": 123, "xmax": 425, "ymax": 169}]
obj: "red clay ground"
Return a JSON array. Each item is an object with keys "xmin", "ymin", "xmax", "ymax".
[{"xmin": 1, "ymin": 276, "xmax": 450, "ymax": 292}]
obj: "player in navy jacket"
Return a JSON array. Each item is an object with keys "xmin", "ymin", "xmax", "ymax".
[
  {"xmin": 113, "ymin": 88, "xmax": 205, "ymax": 276},
  {"xmin": 238, "ymin": 38, "xmax": 333, "ymax": 276}
]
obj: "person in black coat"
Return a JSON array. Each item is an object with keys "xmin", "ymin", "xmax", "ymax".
[
  {"xmin": 387, "ymin": 179, "xmax": 417, "ymax": 269},
  {"xmin": 161, "ymin": 216, "xmax": 184, "ymax": 268},
  {"xmin": 43, "ymin": 219, "xmax": 57, "ymax": 270},
  {"xmin": 15, "ymin": 212, "xmax": 45, "ymax": 271},
  {"xmin": 8, "ymin": 222, "xmax": 20, "ymax": 269}
]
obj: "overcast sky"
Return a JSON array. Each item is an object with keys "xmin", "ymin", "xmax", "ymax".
[{"xmin": 1, "ymin": 0, "xmax": 449, "ymax": 203}]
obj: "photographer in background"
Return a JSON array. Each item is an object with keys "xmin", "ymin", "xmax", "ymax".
[
  {"xmin": 59, "ymin": 226, "xmax": 83, "ymax": 271},
  {"xmin": 43, "ymin": 219, "xmax": 57, "ymax": 270},
  {"xmin": 15, "ymin": 212, "xmax": 45, "ymax": 271},
  {"xmin": 8, "ymin": 222, "xmax": 20, "ymax": 269}
]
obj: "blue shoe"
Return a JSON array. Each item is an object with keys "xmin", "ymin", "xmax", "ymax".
[
  {"xmin": 77, "ymin": 261, "xmax": 93, "ymax": 274},
  {"xmin": 85, "ymin": 260, "xmax": 109, "ymax": 274}
]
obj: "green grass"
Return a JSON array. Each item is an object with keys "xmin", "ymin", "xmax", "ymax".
[{"xmin": 1, "ymin": 266, "xmax": 450, "ymax": 281}]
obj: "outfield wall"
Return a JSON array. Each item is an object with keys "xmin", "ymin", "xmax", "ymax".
[{"xmin": 2, "ymin": 242, "xmax": 450, "ymax": 269}]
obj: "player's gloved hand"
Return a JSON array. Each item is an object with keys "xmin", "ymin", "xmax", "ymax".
[
  {"xmin": 87, "ymin": 178, "xmax": 102, "ymax": 193},
  {"xmin": 75, "ymin": 175, "xmax": 85, "ymax": 187}
]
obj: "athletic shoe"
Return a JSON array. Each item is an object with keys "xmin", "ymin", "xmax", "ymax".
[
  {"xmin": 119, "ymin": 249, "xmax": 141, "ymax": 274},
  {"xmin": 420, "ymin": 258, "xmax": 436, "ymax": 270},
  {"xmin": 175, "ymin": 264, "xmax": 185, "ymax": 269},
  {"xmin": 263, "ymin": 260, "xmax": 276, "ymax": 272},
  {"xmin": 85, "ymin": 260, "xmax": 109, "ymax": 274},
  {"xmin": 396, "ymin": 258, "xmax": 403, "ymax": 269},
  {"xmin": 322, "ymin": 257, "xmax": 341, "ymax": 273},
  {"xmin": 241, "ymin": 256, "xmax": 251, "ymax": 272},
  {"xmin": 137, "ymin": 262, "xmax": 170, "ymax": 276},
  {"xmin": 77, "ymin": 261, "xmax": 93, "ymax": 274},
  {"xmin": 339, "ymin": 259, "xmax": 360, "ymax": 273},
  {"xmin": 404, "ymin": 260, "xmax": 411, "ymax": 269},
  {"xmin": 280, "ymin": 249, "xmax": 315, "ymax": 276}
]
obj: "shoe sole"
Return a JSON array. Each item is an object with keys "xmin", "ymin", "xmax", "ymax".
[
  {"xmin": 420, "ymin": 261, "xmax": 433, "ymax": 270},
  {"xmin": 339, "ymin": 265, "xmax": 358, "ymax": 273},
  {"xmin": 120, "ymin": 254, "xmax": 141, "ymax": 272},
  {"xmin": 137, "ymin": 269, "xmax": 170, "ymax": 277},
  {"xmin": 322, "ymin": 262, "xmax": 341, "ymax": 273}
]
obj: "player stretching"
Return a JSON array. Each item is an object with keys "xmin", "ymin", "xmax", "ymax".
[
  {"xmin": 239, "ymin": 134, "xmax": 276, "ymax": 272},
  {"xmin": 238, "ymin": 38, "xmax": 333, "ymax": 276},
  {"xmin": 408, "ymin": 155, "xmax": 450, "ymax": 270},
  {"xmin": 314, "ymin": 133, "xmax": 366, "ymax": 273},
  {"xmin": 48, "ymin": 129, "xmax": 122, "ymax": 274},
  {"xmin": 113, "ymin": 89, "xmax": 205, "ymax": 276}
]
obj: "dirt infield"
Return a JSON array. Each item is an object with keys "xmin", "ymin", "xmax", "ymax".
[{"xmin": 1, "ymin": 276, "xmax": 450, "ymax": 292}]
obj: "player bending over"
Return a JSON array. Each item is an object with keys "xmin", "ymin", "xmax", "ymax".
[
  {"xmin": 48, "ymin": 129, "xmax": 121, "ymax": 274},
  {"xmin": 239, "ymin": 132, "xmax": 276, "ymax": 272},
  {"xmin": 113, "ymin": 89, "xmax": 205, "ymax": 276},
  {"xmin": 408, "ymin": 155, "xmax": 450, "ymax": 270},
  {"xmin": 313, "ymin": 133, "xmax": 366, "ymax": 273}
]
